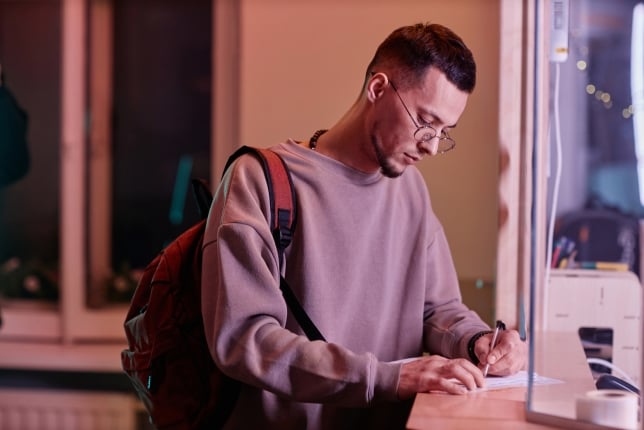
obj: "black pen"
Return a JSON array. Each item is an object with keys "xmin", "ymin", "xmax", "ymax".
[{"xmin": 483, "ymin": 320, "xmax": 505, "ymax": 377}]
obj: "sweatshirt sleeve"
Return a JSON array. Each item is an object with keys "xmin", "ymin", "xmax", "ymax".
[
  {"xmin": 201, "ymin": 154, "xmax": 400, "ymax": 406},
  {"xmin": 421, "ymin": 221, "xmax": 491, "ymax": 360}
]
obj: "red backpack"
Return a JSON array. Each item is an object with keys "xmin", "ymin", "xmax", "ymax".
[{"xmin": 121, "ymin": 146, "xmax": 324, "ymax": 429}]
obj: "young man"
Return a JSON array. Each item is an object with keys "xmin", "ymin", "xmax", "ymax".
[{"xmin": 202, "ymin": 23, "xmax": 527, "ymax": 429}]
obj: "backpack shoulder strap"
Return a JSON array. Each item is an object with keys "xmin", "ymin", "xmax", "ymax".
[
  {"xmin": 223, "ymin": 146, "xmax": 297, "ymax": 254},
  {"xmin": 223, "ymin": 146, "xmax": 325, "ymax": 342},
  {"xmin": 191, "ymin": 178, "xmax": 213, "ymax": 220}
]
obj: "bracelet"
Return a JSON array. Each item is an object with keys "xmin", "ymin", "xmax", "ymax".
[{"xmin": 467, "ymin": 330, "xmax": 493, "ymax": 365}]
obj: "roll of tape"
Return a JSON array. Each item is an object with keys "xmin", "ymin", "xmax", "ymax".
[{"xmin": 576, "ymin": 389, "xmax": 639, "ymax": 430}]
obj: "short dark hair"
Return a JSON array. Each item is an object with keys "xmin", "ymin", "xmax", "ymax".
[{"xmin": 366, "ymin": 23, "xmax": 476, "ymax": 93}]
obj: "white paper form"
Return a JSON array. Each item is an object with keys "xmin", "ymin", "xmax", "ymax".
[
  {"xmin": 483, "ymin": 370, "xmax": 563, "ymax": 391},
  {"xmin": 389, "ymin": 358, "xmax": 563, "ymax": 391}
]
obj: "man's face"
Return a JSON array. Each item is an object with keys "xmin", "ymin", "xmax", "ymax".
[{"xmin": 370, "ymin": 67, "xmax": 469, "ymax": 178}]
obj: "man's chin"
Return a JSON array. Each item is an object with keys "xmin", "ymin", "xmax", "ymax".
[{"xmin": 380, "ymin": 164, "xmax": 405, "ymax": 178}]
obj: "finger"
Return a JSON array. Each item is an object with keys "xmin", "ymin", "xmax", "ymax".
[
  {"xmin": 486, "ymin": 344, "xmax": 504, "ymax": 366},
  {"xmin": 485, "ymin": 333, "xmax": 527, "ymax": 375},
  {"xmin": 486, "ymin": 331, "xmax": 519, "ymax": 364},
  {"xmin": 441, "ymin": 359, "xmax": 485, "ymax": 391},
  {"xmin": 454, "ymin": 369, "xmax": 481, "ymax": 391},
  {"xmin": 459, "ymin": 360, "xmax": 486, "ymax": 388},
  {"xmin": 438, "ymin": 378, "xmax": 470, "ymax": 395},
  {"xmin": 474, "ymin": 332, "xmax": 495, "ymax": 361}
]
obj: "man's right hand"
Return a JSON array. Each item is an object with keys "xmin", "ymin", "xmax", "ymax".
[{"xmin": 396, "ymin": 355, "xmax": 485, "ymax": 398}]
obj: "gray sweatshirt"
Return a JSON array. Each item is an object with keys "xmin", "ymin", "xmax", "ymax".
[{"xmin": 202, "ymin": 140, "xmax": 490, "ymax": 429}]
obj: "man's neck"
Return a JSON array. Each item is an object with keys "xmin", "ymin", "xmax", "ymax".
[{"xmin": 309, "ymin": 104, "xmax": 378, "ymax": 174}]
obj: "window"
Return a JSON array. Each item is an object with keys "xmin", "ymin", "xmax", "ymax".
[{"xmin": 0, "ymin": 0, "xmax": 211, "ymax": 343}]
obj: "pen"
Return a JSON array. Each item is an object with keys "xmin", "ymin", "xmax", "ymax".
[{"xmin": 483, "ymin": 320, "xmax": 505, "ymax": 377}]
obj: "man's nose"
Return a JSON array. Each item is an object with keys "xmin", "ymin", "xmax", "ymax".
[{"xmin": 418, "ymin": 137, "xmax": 439, "ymax": 156}]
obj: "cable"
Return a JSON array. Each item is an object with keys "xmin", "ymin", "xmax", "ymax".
[
  {"xmin": 587, "ymin": 357, "xmax": 638, "ymax": 387},
  {"xmin": 543, "ymin": 63, "xmax": 564, "ymax": 330}
]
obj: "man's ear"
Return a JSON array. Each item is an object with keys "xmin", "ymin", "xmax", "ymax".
[{"xmin": 366, "ymin": 72, "xmax": 389, "ymax": 102}]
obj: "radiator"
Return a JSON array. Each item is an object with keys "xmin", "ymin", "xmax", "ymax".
[{"xmin": 0, "ymin": 388, "xmax": 137, "ymax": 430}]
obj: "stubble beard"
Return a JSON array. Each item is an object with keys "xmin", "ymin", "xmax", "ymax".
[{"xmin": 372, "ymin": 134, "xmax": 404, "ymax": 178}]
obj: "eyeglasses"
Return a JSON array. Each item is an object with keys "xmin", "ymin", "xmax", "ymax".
[{"xmin": 389, "ymin": 81, "xmax": 456, "ymax": 154}]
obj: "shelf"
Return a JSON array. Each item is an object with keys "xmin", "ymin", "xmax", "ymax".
[
  {"xmin": 0, "ymin": 302, "xmax": 60, "ymax": 340},
  {"xmin": 0, "ymin": 340, "xmax": 127, "ymax": 372},
  {"xmin": 0, "ymin": 300, "xmax": 129, "ymax": 341}
]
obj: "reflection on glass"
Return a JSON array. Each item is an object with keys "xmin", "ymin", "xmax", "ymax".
[
  {"xmin": 529, "ymin": 270, "xmax": 641, "ymax": 426},
  {"xmin": 633, "ymin": 3, "xmax": 644, "ymax": 206},
  {"xmin": 528, "ymin": 0, "xmax": 643, "ymax": 428},
  {"xmin": 549, "ymin": 0, "xmax": 644, "ymax": 220}
]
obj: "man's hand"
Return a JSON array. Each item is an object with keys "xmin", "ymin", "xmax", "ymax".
[
  {"xmin": 474, "ymin": 329, "xmax": 527, "ymax": 376},
  {"xmin": 397, "ymin": 355, "xmax": 485, "ymax": 398}
]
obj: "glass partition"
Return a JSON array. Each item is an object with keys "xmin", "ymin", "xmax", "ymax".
[{"xmin": 527, "ymin": 0, "xmax": 643, "ymax": 428}]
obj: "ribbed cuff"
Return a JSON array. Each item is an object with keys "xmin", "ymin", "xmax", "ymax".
[{"xmin": 373, "ymin": 359, "xmax": 403, "ymax": 403}]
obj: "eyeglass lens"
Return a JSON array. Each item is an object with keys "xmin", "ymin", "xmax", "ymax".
[{"xmin": 413, "ymin": 128, "xmax": 455, "ymax": 153}]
